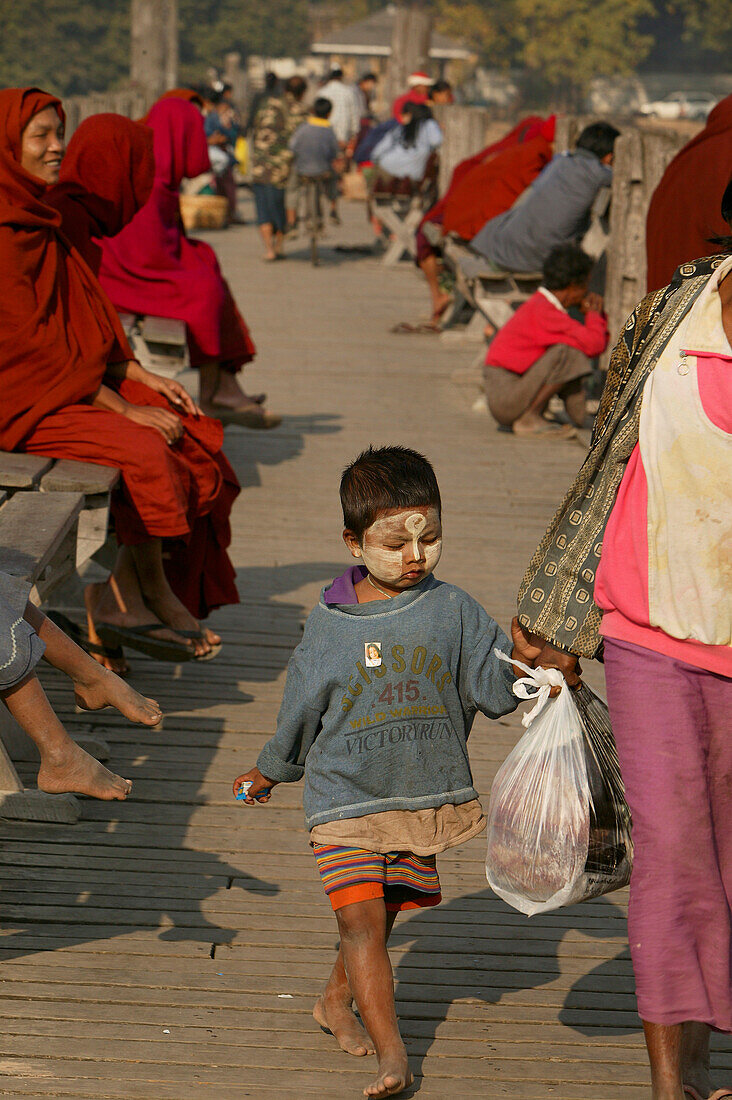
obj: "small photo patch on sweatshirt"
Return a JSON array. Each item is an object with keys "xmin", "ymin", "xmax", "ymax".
[{"xmin": 364, "ymin": 642, "xmax": 382, "ymax": 668}]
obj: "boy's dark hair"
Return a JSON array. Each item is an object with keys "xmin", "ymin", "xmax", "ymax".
[
  {"xmin": 313, "ymin": 96, "xmax": 333, "ymax": 119},
  {"xmin": 359, "ymin": 71, "xmax": 377, "ymax": 85},
  {"xmin": 340, "ymin": 446, "xmax": 441, "ymax": 539},
  {"xmin": 542, "ymin": 243, "xmax": 594, "ymax": 290},
  {"xmin": 576, "ymin": 121, "xmax": 620, "ymax": 160},
  {"xmin": 431, "ymin": 79, "xmax": 452, "ymax": 94}
]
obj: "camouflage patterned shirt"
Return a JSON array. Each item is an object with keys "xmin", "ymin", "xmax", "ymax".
[{"xmin": 251, "ymin": 94, "xmax": 308, "ymax": 186}]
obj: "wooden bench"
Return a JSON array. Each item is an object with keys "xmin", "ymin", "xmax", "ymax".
[
  {"xmin": 118, "ymin": 312, "xmax": 190, "ymax": 379},
  {"xmin": 0, "ymin": 454, "xmax": 120, "ymax": 824},
  {"xmin": 372, "ymin": 158, "xmax": 439, "ymax": 267}
]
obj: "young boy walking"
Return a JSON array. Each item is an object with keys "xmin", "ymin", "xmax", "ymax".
[{"xmin": 234, "ymin": 446, "xmax": 536, "ymax": 1098}]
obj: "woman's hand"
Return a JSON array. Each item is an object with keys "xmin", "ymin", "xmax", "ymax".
[
  {"xmin": 138, "ymin": 370, "xmax": 200, "ymax": 418},
  {"xmin": 124, "ymin": 403, "xmax": 184, "ymax": 445},
  {"xmin": 233, "ymin": 767, "xmax": 277, "ymax": 805},
  {"xmin": 510, "ymin": 617, "xmax": 581, "ymax": 691},
  {"xmin": 535, "ymin": 640, "xmax": 582, "ymax": 688}
]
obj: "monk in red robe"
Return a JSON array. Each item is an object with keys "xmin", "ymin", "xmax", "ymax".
[
  {"xmin": 0, "ymin": 88, "xmax": 237, "ymax": 667},
  {"xmin": 646, "ymin": 95, "xmax": 732, "ymax": 292},
  {"xmin": 47, "ymin": 112, "xmax": 241, "ymax": 640},
  {"xmin": 99, "ymin": 98, "xmax": 278, "ymax": 429}
]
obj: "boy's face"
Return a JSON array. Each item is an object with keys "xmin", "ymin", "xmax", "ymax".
[{"xmin": 344, "ymin": 505, "xmax": 442, "ymax": 591}]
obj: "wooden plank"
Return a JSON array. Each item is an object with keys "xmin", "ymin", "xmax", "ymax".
[
  {"xmin": 40, "ymin": 458, "xmax": 118, "ymax": 495},
  {"xmin": 0, "ymin": 490, "xmax": 82, "ymax": 586},
  {"xmin": 0, "ymin": 452, "xmax": 53, "ymax": 490}
]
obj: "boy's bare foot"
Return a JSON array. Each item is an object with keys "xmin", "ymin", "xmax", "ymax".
[
  {"xmin": 364, "ymin": 1049, "xmax": 413, "ymax": 1097},
  {"xmin": 38, "ymin": 740, "xmax": 132, "ymax": 800},
  {"xmin": 73, "ymin": 669, "xmax": 162, "ymax": 727},
  {"xmin": 313, "ymin": 995, "xmax": 375, "ymax": 1056}
]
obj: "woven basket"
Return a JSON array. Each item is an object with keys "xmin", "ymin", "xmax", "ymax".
[{"xmin": 179, "ymin": 194, "xmax": 229, "ymax": 230}]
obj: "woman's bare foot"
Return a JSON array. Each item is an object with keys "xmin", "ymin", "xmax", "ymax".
[
  {"xmin": 73, "ymin": 668, "xmax": 162, "ymax": 726},
  {"xmin": 364, "ymin": 1048, "xmax": 412, "ymax": 1097},
  {"xmin": 313, "ymin": 995, "xmax": 375, "ymax": 1057},
  {"xmin": 38, "ymin": 739, "xmax": 132, "ymax": 801},
  {"xmin": 430, "ymin": 291, "xmax": 452, "ymax": 326}
]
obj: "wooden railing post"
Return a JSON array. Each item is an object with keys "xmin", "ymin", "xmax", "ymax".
[
  {"xmin": 433, "ymin": 104, "xmax": 492, "ymax": 195},
  {"xmin": 130, "ymin": 0, "xmax": 178, "ymax": 103}
]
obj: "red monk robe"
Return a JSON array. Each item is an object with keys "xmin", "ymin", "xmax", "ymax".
[
  {"xmin": 0, "ymin": 90, "xmax": 238, "ymax": 619},
  {"xmin": 98, "ymin": 98, "xmax": 256, "ymax": 374}
]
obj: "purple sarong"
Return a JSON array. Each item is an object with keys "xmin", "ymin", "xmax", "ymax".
[{"xmin": 604, "ymin": 637, "xmax": 732, "ymax": 1029}]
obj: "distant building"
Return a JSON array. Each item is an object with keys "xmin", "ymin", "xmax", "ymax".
[{"xmin": 311, "ymin": 3, "xmax": 473, "ymax": 79}]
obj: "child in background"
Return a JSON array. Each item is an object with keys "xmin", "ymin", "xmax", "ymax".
[
  {"xmin": 0, "ymin": 572, "xmax": 161, "ymax": 800},
  {"xmin": 289, "ymin": 97, "xmax": 341, "ymax": 180},
  {"xmin": 483, "ymin": 243, "xmax": 610, "ymax": 439},
  {"xmin": 234, "ymin": 445, "xmax": 538, "ymax": 1099}
]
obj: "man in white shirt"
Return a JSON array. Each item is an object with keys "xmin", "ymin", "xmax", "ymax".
[{"xmin": 319, "ymin": 68, "xmax": 360, "ymax": 147}]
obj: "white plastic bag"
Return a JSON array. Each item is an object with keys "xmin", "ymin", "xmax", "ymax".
[{"xmin": 485, "ymin": 655, "xmax": 632, "ymax": 917}]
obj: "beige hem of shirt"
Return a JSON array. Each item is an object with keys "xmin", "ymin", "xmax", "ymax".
[{"xmin": 309, "ymin": 799, "xmax": 486, "ymax": 856}]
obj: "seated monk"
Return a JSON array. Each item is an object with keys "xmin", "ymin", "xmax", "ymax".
[
  {"xmin": 0, "ymin": 87, "xmax": 238, "ymax": 668},
  {"xmin": 98, "ymin": 98, "xmax": 279, "ymax": 429},
  {"xmin": 415, "ymin": 116, "xmax": 555, "ymax": 326},
  {"xmin": 46, "ymin": 112, "xmax": 241, "ymax": 648},
  {"xmin": 646, "ymin": 95, "xmax": 732, "ymax": 292}
]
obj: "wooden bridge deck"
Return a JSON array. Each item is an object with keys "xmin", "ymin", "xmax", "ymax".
[{"xmin": 1, "ymin": 200, "xmax": 729, "ymax": 1098}]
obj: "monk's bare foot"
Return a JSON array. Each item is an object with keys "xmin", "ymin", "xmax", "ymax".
[
  {"xmin": 140, "ymin": 590, "xmax": 211, "ymax": 658},
  {"xmin": 364, "ymin": 1049, "xmax": 412, "ymax": 1097},
  {"xmin": 38, "ymin": 739, "xmax": 132, "ymax": 801},
  {"xmin": 431, "ymin": 291, "xmax": 452, "ymax": 326},
  {"xmin": 73, "ymin": 668, "xmax": 162, "ymax": 727},
  {"xmin": 313, "ymin": 995, "xmax": 374, "ymax": 1056},
  {"xmin": 86, "ymin": 581, "xmax": 197, "ymax": 655}
]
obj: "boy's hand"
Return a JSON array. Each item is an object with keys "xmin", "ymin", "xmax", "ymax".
[
  {"xmin": 582, "ymin": 292, "xmax": 604, "ymax": 314},
  {"xmin": 233, "ymin": 767, "xmax": 277, "ymax": 804}
]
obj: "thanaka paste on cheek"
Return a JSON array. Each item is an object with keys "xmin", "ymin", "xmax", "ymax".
[{"xmin": 357, "ymin": 508, "xmax": 442, "ymax": 586}]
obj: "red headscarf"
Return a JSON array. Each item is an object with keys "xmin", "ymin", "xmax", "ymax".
[
  {"xmin": 47, "ymin": 113, "xmax": 154, "ymax": 270},
  {"xmin": 99, "ymin": 99, "xmax": 256, "ymax": 371},
  {"xmin": 646, "ymin": 95, "xmax": 732, "ymax": 291},
  {"xmin": 140, "ymin": 87, "xmax": 205, "ymax": 124},
  {"xmin": 0, "ymin": 88, "xmax": 123, "ymax": 450}
]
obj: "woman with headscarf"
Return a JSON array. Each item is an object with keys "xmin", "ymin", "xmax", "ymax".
[
  {"xmin": 46, "ymin": 112, "xmax": 241, "ymax": 650},
  {"xmin": 0, "ymin": 87, "xmax": 236, "ymax": 667},
  {"xmin": 99, "ymin": 98, "xmax": 279, "ymax": 429},
  {"xmin": 646, "ymin": 94, "xmax": 732, "ymax": 292},
  {"xmin": 518, "ymin": 178, "xmax": 732, "ymax": 1099}
]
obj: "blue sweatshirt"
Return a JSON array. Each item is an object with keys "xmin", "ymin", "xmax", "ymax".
[{"xmin": 256, "ymin": 572, "xmax": 518, "ymax": 829}]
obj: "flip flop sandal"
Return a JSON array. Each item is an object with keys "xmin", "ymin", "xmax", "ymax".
[
  {"xmin": 46, "ymin": 611, "xmax": 127, "ymax": 665},
  {"xmin": 512, "ymin": 422, "xmax": 577, "ymax": 440},
  {"xmin": 174, "ymin": 630, "xmax": 223, "ymax": 662},
  {"xmin": 685, "ymin": 1089, "xmax": 732, "ymax": 1099},
  {"xmin": 95, "ymin": 622, "xmax": 195, "ymax": 663},
  {"xmin": 206, "ymin": 405, "xmax": 282, "ymax": 430}
]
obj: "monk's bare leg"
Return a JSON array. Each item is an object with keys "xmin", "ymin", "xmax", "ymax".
[
  {"xmin": 199, "ymin": 362, "xmax": 266, "ymax": 417},
  {"xmin": 87, "ymin": 549, "xmax": 202, "ymax": 655},
  {"xmin": 335, "ymin": 900, "xmax": 412, "ymax": 1097},
  {"xmin": 3, "ymin": 673, "xmax": 132, "ymax": 800},
  {"xmin": 419, "ymin": 253, "xmax": 451, "ymax": 325},
  {"xmin": 314, "ymin": 908, "xmax": 398, "ymax": 1057},
  {"xmin": 24, "ymin": 603, "xmax": 162, "ymax": 726},
  {"xmin": 129, "ymin": 541, "xmax": 213, "ymax": 657},
  {"xmin": 643, "ymin": 1021, "xmax": 686, "ymax": 1100}
]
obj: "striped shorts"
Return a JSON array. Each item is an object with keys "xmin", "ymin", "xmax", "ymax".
[{"xmin": 313, "ymin": 844, "xmax": 442, "ymax": 912}]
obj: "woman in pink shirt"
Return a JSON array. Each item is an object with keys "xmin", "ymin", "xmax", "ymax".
[{"xmin": 517, "ymin": 181, "xmax": 732, "ymax": 1100}]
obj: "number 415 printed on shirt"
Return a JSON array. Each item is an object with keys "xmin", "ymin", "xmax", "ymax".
[{"xmin": 376, "ymin": 680, "xmax": 421, "ymax": 705}]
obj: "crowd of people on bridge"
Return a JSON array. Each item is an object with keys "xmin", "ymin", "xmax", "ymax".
[{"xmin": 0, "ymin": 65, "xmax": 731, "ymax": 1100}]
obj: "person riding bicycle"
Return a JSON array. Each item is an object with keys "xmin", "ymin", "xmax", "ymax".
[{"xmin": 289, "ymin": 98, "xmax": 343, "ymax": 223}]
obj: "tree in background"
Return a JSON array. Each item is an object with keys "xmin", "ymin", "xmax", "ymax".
[
  {"xmin": 178, "ymin": 0, "xmax": 310, "ymax": 81},
  {"xmin": 514, "ymin": 0, "xmax": 654, "ymax": 109},
  {"xmin": 0, "ymin": 0, "xmax": 129, "ymax": 95}
]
